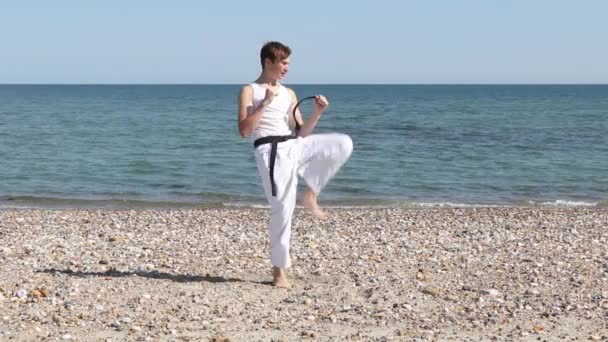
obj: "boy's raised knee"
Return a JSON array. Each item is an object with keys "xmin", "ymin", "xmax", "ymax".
[{"xmin": 340, "ymin": 134, "xmax": 353, "ymax": 158}]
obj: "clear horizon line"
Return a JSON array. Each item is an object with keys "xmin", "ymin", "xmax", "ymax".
[{"xmin": 1, "ymin": 82, "xmax": 608, "ymax": 86}]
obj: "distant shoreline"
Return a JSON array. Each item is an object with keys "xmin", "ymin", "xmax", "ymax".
[
  {"xmin": 2, "ymin": 83, "xmax": 608, "ymax": 86},
  {"xmin": 1, "ymin": 195, "xmax": 605, "ymax": 210}
]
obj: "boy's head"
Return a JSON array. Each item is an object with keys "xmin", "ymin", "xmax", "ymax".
[{"xmin": 260, "ymin": 41, "xmax": 291, "ymax": 70}]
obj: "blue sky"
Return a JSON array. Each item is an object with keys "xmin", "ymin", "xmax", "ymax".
[{"xmin": 1, "ymin": 1, "xmax": 606, "ymax": 84}]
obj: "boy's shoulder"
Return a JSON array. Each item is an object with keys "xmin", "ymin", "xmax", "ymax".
[
  {"xmin": 240, "ymin": 84, "xmax": 254, "ymax": 93},
  {"xmin": 283, "ymin": 85, "xmax": 296, "ymax": 97}
]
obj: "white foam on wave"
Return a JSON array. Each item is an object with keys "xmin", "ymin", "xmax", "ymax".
[
  {"xmin": 533, "ymin": 200, "xmax": 598, "ymax": 207},
  {"xmin": 222, "ymin": 200, "xmax": 602, "ymax": 209},
  {"xmin": 222, "ymin": 202, "xmax": 270, "ymax": 209},
  {"xmin": 416, "ymin": 202, "xmax": 509, "ymax": 208}
]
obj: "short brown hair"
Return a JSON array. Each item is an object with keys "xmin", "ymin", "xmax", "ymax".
[{"xmin": 260, "ymin": 41, "xmax": 291, "ymax": 69}]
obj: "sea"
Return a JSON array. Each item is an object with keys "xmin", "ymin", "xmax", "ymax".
[{"xmin": 1, "ymin": 84, "xmax": 606, "ymax": 209}]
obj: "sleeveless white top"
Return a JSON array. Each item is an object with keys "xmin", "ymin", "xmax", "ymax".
[{"xmin": 249, "ymin": 83, "xmax": 293, "ymax": 141}]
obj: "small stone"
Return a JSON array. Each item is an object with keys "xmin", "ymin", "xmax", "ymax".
[
  {"xmin": 15, "ymin": 289, "xmax": 27, "ymax": 298},
  {"xmin": 109, "ymin": 236, "xmax": 128, "ymax": 243},
  {"xmin": 526, "ymin": 289, "xmax": 540, "ymax": 296},
  {"xmin": 52, "ymin": 315, "xmax": 65, "ymax": 325},
  {"xmin": 136, "ymin": 264, "xmax": 155, "ymax": 273},
  {"xmin": 301, "ymin": 330, "xmax": 316, "ymax": 338},
  {"xmin": 62, "ymin": 334, "xmax": 72, "ymax": 340},
  {"xmin": 421, "ymin": 287, "xmax": 442, "ymax": 297},
  {"xmin": 31, "ymin": 289, "xmax": 43, "ymax": 298},
  {"xmin": 532, "ymin": 325, "xmax": 544, "ymax": 333},
  {"xmin": 480, "ymin": 289, "xmax": 500, "ymax": 297},
  {"xmin": 422, "ymin": 330, "xmax": 435, "ymax": 337}
]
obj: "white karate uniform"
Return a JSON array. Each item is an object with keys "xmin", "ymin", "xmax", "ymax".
[{"xmin": 249, "ymin": 83, "xmax": 353, "ymax": 268}]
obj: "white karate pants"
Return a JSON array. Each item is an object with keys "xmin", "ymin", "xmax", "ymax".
[{"xmin": 254, "ymin": 133, "xmax": 353, "ymax": 268}]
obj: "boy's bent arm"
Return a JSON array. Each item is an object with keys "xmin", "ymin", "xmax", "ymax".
[
  {"xmin": 238, "ymin": 85, "xmax": 269, "ymax": 137},
  {"xmin": 288, "ymin": 88, "xmax": 322, "ymax": 137}
]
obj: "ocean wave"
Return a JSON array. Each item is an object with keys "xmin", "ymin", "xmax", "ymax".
[
  {"xmin": 415, "ymin": 202, "xmax": 510, "ymax": 208},
  {"xmin": 0, "ymin": 195, "xmax": 222, "ymax": 210},
  {"xmin": 529, "ymin": 199, "xmax": 600, "ymax": 208},
  {"xmin": 1, "ymin": 195, "xmax": 605, "ymax": 210},
  {"xmin": 221, "ymin": 202, "xmax": 269, "ymax": 209}
]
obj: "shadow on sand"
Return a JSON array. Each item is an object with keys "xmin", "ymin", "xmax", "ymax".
[{"xmin": 38, "ymin": 268, "xmax": 272, "ymax": 286}]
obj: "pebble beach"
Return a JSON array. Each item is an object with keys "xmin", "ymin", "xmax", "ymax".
[{"xmin": 1, "ymin": 207, "xmax": 607, "ymax": 341}]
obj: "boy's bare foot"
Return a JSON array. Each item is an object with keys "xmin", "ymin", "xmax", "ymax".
[
  {"xmin": 303, "ymin": 190, "xmax": 325, "ymax": 218},
  {"xmin": 272, "ymin": 267, "xmax": 292, "ymax": 289}
]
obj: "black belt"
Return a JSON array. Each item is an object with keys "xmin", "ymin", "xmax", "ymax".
[{"xmin": 254, "ymin": 135, "xmax": 296, "ymax": 196}]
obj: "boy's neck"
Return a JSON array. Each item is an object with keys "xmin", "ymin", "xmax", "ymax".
[{"xmin": 257, "ymin": 73, "xmax": 279, "ymax": 86}]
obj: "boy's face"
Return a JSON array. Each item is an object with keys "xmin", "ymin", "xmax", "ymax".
[{"xmin": 266, "ymin": 57, "xmax": 290, "ymax": 80}]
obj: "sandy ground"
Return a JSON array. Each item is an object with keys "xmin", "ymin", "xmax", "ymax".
[{"xmin": 0, "ymin": 207, "xmax": 607, "ymax": 341}]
